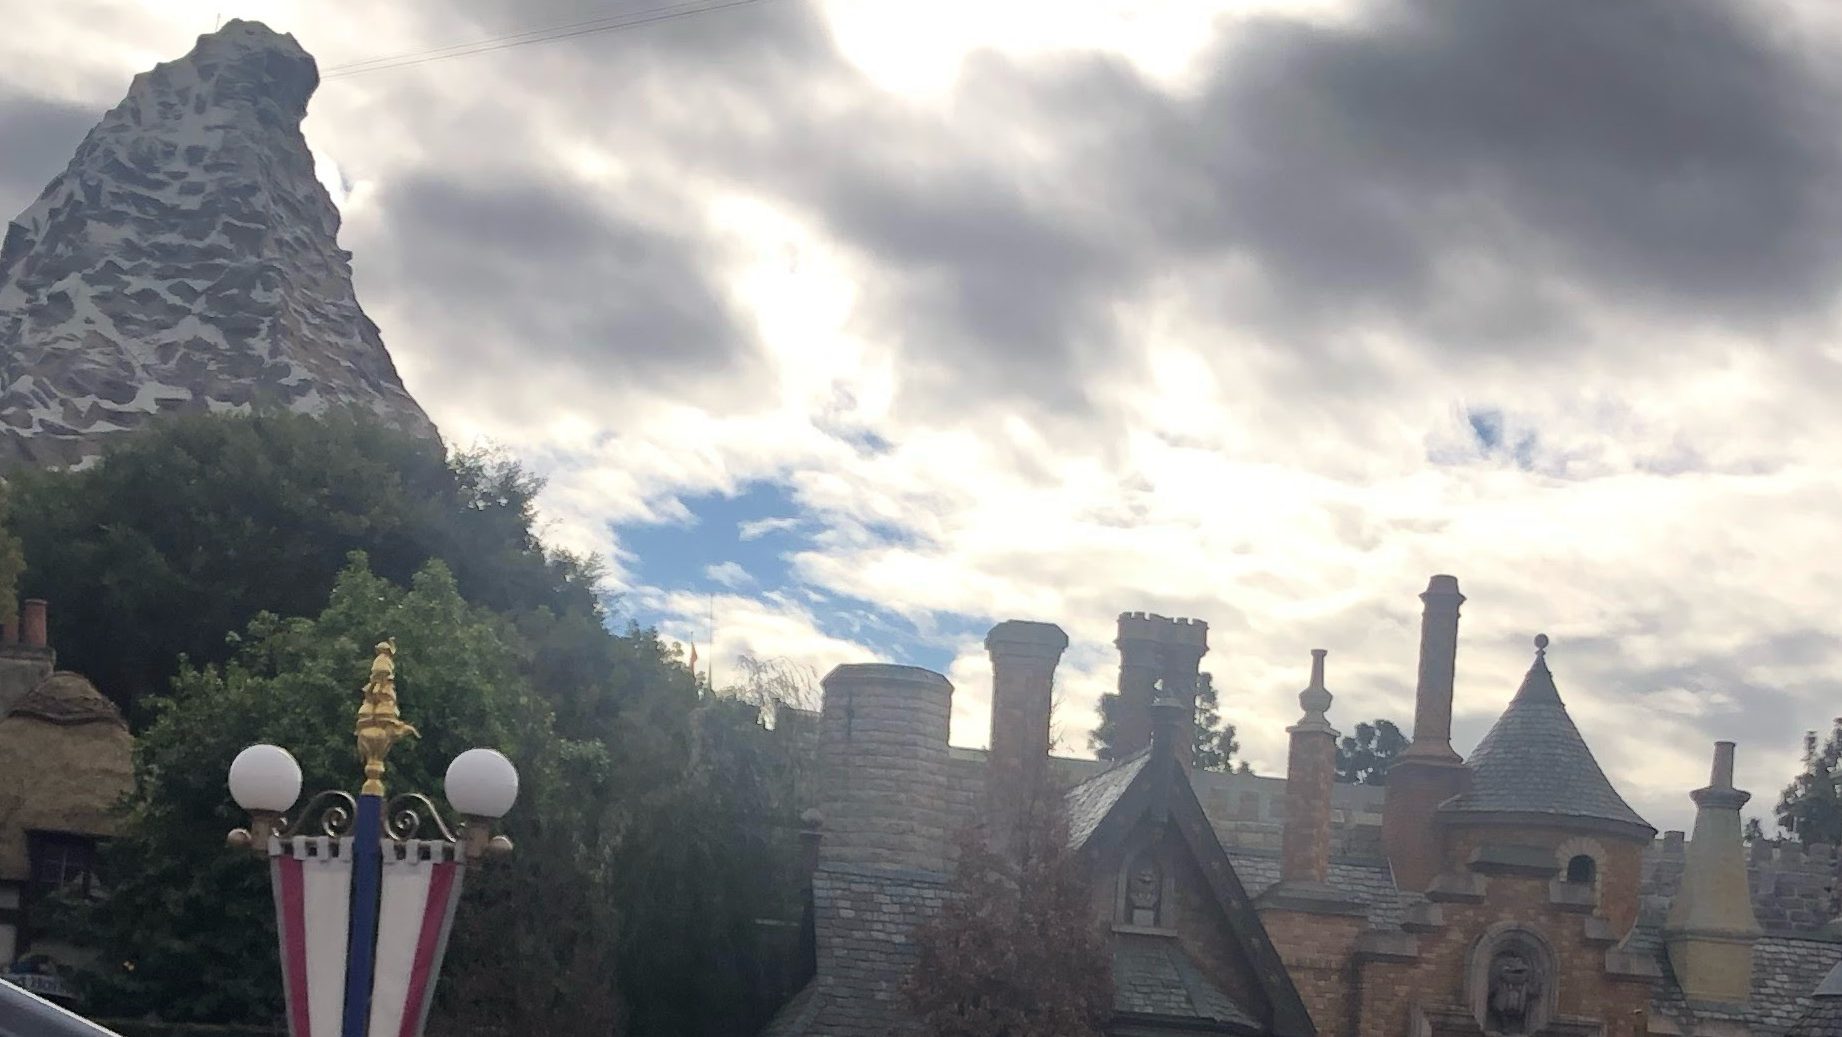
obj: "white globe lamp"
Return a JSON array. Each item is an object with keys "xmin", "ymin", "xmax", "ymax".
[
  {"xmin": 228, "ymin": 744, "xmax": 303, "ymax": 813},
  {"xmin": 445, "ymin": 748, "xmax": 519, "ymax": 819}
]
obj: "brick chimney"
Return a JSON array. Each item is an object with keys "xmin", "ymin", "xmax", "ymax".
[
  {"xmin": 1282, "ymin": 650, "xmax": 1338, "ymax": 885},
  {"xmin": 1382, "ymin": 575, "xmax": 1472, "ymax": 892},
  {"xmin": 1665, "ymin": 741, "xmax": 1762, "ymax": 1004},
  {"xmin": 21, "ymin": 598, "xmax": 48, "ymax": 648},
  {"xmin": 984, "ymin": 620, "xmax": 1069, "ymax": 853},
  {"xmin": 0, "ymin": 599, "xmax": 55, "ymax": 715}
]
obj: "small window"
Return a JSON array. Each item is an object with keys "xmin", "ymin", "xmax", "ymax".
[
  {"xmin": 1565, "ymin": 854, "xmax": 1596, "ymax": 885},
  {"xmin": 27, "ymin": 832, "xmax": 98, "ymax": 896}
]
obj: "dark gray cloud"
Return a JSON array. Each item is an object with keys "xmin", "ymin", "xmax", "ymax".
[
  {"xmin": 356, "ymin": 169, "xmax": 760, "ymax": 406},
  {"xmin": 0, "ymin": 87, "xmax": 95, "ymax": 220},
  {"xmin": 1132, "ymin": 0, "xmax": 1842, "ymax": 341},
  {"xmin": 559, "ymin": 0, "xmax": 1842, "ymax": 422}
]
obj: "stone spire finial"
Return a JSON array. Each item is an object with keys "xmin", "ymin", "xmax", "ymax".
[
  {"xmin": 1293, "ymin": 649, "xmax": 1335, "ymax": 734},
  {"xmin": 1665, "ymin": 741, "xmax": 1763, "ymax": 1005}
]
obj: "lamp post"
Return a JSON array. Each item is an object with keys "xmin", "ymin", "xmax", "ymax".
[{"xmin": 226, "ymin": 640, "xmax": 517, "ymax": 1037}]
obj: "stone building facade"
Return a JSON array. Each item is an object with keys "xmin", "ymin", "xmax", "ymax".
[
  {"xmin": 763, "ymin": 575, "xmax": 1842, "ymax": 1037},
  {"xmin": 0, "ymin": 599, "xmax": 134, "ymax": 1000}
]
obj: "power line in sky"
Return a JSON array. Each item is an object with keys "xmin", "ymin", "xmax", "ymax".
[{"xmin": 320, "ymin": 0, "xmax": 782, "ymax": 79}]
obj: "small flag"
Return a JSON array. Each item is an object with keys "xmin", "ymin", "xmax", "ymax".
[{"xmin": 688, "ymin": 642, "xmax": 699, "ymax": 674}]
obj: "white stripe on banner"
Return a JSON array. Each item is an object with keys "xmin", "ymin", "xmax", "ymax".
[
  {"xmin": 297, "ymin": 835, "xmax": 354, "ymax": 1037},
  {"xmin": 368, "ymin": 839, "xmax": 447, "ymax": 1037}
]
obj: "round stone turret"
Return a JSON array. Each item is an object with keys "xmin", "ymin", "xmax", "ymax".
[{"xmin": 817, "ymin": 663, "xmax": 954, "ymax": 874}]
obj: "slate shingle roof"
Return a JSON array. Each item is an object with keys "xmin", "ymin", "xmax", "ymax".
[
  {"xmin": 1439, "ymin": 650, "xmax": 1651, "ymax": 833},
  {"xmin": 1792, "ymin": 962, "xmax": 1842, "ymax": 1037},
  {"xmin": 760, "ymin": 866, "xmax": 946, "ymax": 1037},
  {"xmin": 1113, "ymin": 934, "xmax": 1261, "ymax": 1028},
  {"xmin": 1635, "ymin": 888, "xmax": 1842, "ymax": 1037},
  {"xmin": 1227, "ymin": 848, "xmax": 1420, "ymax": 931},
  {"xmin": 1064, "ymin": 750, "xmax": 1149, "ymax": 849}
]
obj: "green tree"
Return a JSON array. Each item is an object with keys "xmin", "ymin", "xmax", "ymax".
[
  {"xmin": 1090, "ymin": 674, "xmax": 1243, "ymax": 770},
  {"xmin": 1335, "ymin": 719, "xmax": 1407, "ymax": 785},
  {"xmin": 1776, "ymin": 721, "xmax": 1842, "ymax": 846},
  {"xmin": 904, "ymin": 800, "xmax": 1112, "ymax": 1037},
  {"xmin": 0, "ymin": 482, "xmax": 23, "ymax": 623},
  {"xmin": 7, "ymin": 410, "xmax": 599, "ymax": 719},
  {"xmin": 54, "ymin": 556, "xmax": 560, "ymax": 1023},
  {"xmin": 1192, "ymin": 673, "xmax": 1242, "ymax": 773}
]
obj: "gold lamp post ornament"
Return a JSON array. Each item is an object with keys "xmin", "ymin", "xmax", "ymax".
[
  {"xmin": 355, "ymin": 639, "xmax": 418, "ymax": 797},
  {"xmin": 226, "ymin": 638, "xmax": 521, "ymax": 1037}
]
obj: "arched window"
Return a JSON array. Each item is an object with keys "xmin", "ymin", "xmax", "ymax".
[{"xmin": 1565, "ymin": 854, "xmax": 1596, "ymax": 885}]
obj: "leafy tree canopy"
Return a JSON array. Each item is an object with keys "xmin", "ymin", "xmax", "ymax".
[
  {"xmin": 1335, "ymin": 719, "xmax": 1407, "ymax": 785},
  {"xmin": 6, "ymin": 410, "xmax": 599, "ymax": 719},
  {"xmin": 1192, "ymin": 674, "xmax": 1244, "ymax": 774},
  {"xmin": 54, "ymin": 557, "xmax": 553, "ymax": 1023},
  {"xmin": 0, "ymin": 482, "xmax": 22, "ymax": 623},
  {"xmin": 27, "ymin": 413, "xmax": 809, "ymax": 1036},
  {"xmin": 1091, "ymin": 673, "xmax": 1245, "ymax": 772},
  {"xmin": 1776, "ymin": 720, "xmax": 1842, "ymax": 846}
]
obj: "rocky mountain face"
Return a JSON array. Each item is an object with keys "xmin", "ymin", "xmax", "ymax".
[{"xmin": 0, "ymin": 20, "xmax": 437, "ymax": 470}]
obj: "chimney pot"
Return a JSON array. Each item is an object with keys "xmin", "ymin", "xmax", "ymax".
[
  {"xmin": 1711, "ymin": 741, "xmax": 1736, "ymax": 790},
  {"xmin": 20, "ymin": 599, "xmax": 47, "ymax": 649}
]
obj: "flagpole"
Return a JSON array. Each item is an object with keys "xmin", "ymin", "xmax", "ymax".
[{"xmin": 708, "ymin": 594, "xmax": 717, "ymax": 689}]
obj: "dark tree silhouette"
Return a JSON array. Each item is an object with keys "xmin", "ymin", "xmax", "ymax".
[
  {"xmin": 905, "ymin": 800, "xmax": 1111, "ymax": 1037},
  {"xmin": 1335, "ymin": 719, "xmax": 1408, "ymax": 785}
]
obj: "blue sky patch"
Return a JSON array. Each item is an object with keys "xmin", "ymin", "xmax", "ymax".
[
  {"xmin": 1463, "ymin": 408, "xmax": 1538, "ymax": 469},
  {"xmin": 607, "ymin": 479, "xmax": 974, "ymax": 674}
]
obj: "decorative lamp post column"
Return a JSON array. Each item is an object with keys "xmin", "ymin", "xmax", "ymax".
[{"xmin": 225, "ymin": 640, "xmax": 518, "ymax": 1037}]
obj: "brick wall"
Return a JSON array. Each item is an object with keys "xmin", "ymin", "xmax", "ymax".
[
  {"xmin": 1354, "ymin": 825, "xmax": 1653, "ymax": 1037},
  {"xmin": 1260, "ymin": 910, "xmax": 1364, "ymax": 1037}
]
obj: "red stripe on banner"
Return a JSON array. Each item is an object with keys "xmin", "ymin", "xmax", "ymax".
[
  {"xmin": 396, "ymin": 860, "xmax": 458, "ymax": 1037},
  {"xmin": 278, "ymin": 855, "xmax": 312, "ymax": 1037}
]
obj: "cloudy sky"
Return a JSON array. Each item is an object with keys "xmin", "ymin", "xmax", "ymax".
[{"xmin": 8, "ymin": 0, "xmax": 1842, "ymax": 830}]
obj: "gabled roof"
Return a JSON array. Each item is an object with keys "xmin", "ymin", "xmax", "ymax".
[
  {"xmin": 1070, "ymin": 748, "xmax": 1316, "ymax": 1037},
  {"xmin": 1065, "ymin": 750, "xmax": 1149, "ymax": 849},
  {"xmin": 1439, "ymin": 641, "xmax": 1651, "ymax": 836}
]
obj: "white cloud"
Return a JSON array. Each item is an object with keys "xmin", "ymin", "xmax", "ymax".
[
  {"xmin": 9, "ymin": 0, "xmax": 1842, "ymax": 836},
  {"xmin": 703, "ymin": 561, "xmax": 755, "ymax": 589}
]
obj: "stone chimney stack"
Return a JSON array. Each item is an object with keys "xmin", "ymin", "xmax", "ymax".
[
  {"xmin": 816, "ymin": 663, "xmax": 954, "ymax": 874},
  {"xmin": 1282, "ymin": 650, "xmax": 1339, "ymax": 885},
  {"xmin": 1112, "ymin": 613, "xmax": 1208, "ymax": 763},
  {"xmin": 1404, "ymin": 575, "xmax": 1463, "ymax": 762},
  {"xmin": 1114, "ymin": 613, "xmax": 1163, "ymax": 756},
  {"xmin": 984, "ymin": 620, "xmax": 1069, "ymax": 851},
  {"xmin": 1665, "ymin": 741, "xmax": 1763, "ymax": 1005},
  {"xmin": 1382, "ymin": 575, "xmax": 1472, "ymax": 892}
]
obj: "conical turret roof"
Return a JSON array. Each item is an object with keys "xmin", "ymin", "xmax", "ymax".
[{"xmin": 1439, "ymin": 636, "xmax": 1652, "ymax": 836}]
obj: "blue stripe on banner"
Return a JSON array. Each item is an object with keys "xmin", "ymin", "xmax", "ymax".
[{"xmin": 341, "ymin": 794, "xmax": 384, "ymax": 1037}]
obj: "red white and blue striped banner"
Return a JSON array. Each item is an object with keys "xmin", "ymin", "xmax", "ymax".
[
  {"xmin": 366, "ymin": 840, "xmax": 466, "ymax": 1037},
  {"xmin": 269, "ymin": 832, "xmax": 466, "ymax": 1037},
  {"xmin": 270, "ymin": 835, "xmax": 354, "ymax": 1037}
]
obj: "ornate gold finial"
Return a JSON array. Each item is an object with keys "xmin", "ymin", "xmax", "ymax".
[{"xmin": 355, "ymin": 639, "xmax": 418, "ymax": 797}]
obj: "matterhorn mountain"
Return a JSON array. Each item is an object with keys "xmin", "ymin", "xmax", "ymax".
[{"xmin": 0, "ymin": 20, "xmax": 437, "ymax": 470}]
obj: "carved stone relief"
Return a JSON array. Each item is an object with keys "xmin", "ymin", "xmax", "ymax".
[{"xmin": 1466, "ymin": 925, "xmax": 1556, "ymax": 1037}]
